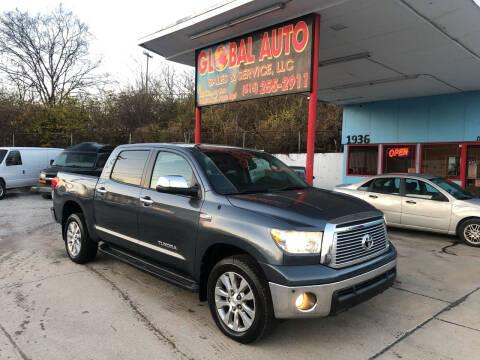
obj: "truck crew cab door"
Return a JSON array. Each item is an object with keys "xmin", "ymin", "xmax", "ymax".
[
  {"xmin": 94, "ymin": 150, "xmax": 150, "ymax": 252},
  {"xmin": 137, "ymin": 150, "xmax": 202, "ymax": 274}
]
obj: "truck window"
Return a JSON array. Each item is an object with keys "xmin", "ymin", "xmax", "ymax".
[
  {"xmin": 96, "ymin": 153, "xmax": 110, "ymax": 168},
  {"xmin": 111, "ymin": 150, "xmax": 149, "ymax": 186},
  {"xmin": 0, "ymin": 150, "xmax": 7, "ymax": 164},
  {"xmin": 150, "ymin": 152, "xmax": 195, "ymax": 189},
  {"xmin": 5, "ymin": 150, "xmax": 22, "ymax": 166},
  {"xmin": 53, "ymin": 151, "xmax": 97, "ymax": 168}
]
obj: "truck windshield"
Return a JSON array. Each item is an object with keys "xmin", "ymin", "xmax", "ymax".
[
  {"xmin": 0, "ymin": 150, "xmax": 7, "ymax": 164},
  {"xmin": 430, "ymin": 178, "xmax": 474, "ymax": 200},
  {"xmin": 195, "ymin": 148, "xmax": 309, "ymax": 195},
  {"xmin": 53, "ymin": 151, "xmax": 97, "ymax": 168}
]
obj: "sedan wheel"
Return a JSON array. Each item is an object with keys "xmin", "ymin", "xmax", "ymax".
[
  {"xmin": 459, "ymin": 219, "xmax": 480, "ymax": 247},
  {"xmin": 215, "ymin": 271, "xmax": 256, "ymax": 332},
  {"xmin": 463, "ymin": 223, "xmax": 480, "ymax": 245}
]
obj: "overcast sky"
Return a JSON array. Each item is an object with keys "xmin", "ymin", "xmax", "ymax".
[{"xmin": 0, "ymin": 0, "xmax": 220, "ymax": 86}]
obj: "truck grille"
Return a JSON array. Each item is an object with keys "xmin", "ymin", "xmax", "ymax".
[{"xmin": 332, "ymin": 219, "xmax": 388, "ymax": 268}]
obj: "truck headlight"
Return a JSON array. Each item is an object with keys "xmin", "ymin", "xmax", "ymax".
[
  {"xmin": 270, "ymin": 229, "xmax": 322, "ymax": 254},
  {"xmin": 40, "ymin": 171, "xmax": 46, "ymax": 179}
]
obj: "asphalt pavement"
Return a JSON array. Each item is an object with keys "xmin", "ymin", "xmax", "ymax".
[{"xmin": 1, "ymin": 191, "xmax": 479, "ymax": 360}]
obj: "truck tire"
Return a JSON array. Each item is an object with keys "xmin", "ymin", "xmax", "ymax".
[
  {"xmin": 0, "ymin": 181, "xmax": 5, "ymax": 200},
  {"xmin": 207, "ymin": 254, "xmax": 275, "ymax": 343},
  {"xmin": 459, "ymin": 219, "xmax": 480, "ymax": 247},
  {"xmin": 63, "ymin": 213, "xmax": 98, "ymax": 263}
]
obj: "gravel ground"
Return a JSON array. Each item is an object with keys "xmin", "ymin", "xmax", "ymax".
[{"xmin": 1, "ymin": 191, "xmax": 479, "ymax": 360}]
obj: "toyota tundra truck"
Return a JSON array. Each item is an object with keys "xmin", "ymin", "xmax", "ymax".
[{"xmin": 52, "ymin": 143, "xmax": 397, "ymax": 343}]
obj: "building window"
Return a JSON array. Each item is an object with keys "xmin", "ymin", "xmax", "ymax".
[
  {"xmin": 383, "ymin": 145, "xmax": 416, "ymax": 174},
  {"xmin": 348, "ymin": 145, "xmax": 378, "ymax": 175},
  {"xmin": 421, "ymin": 144, "xmax": 461, "ymax": 179}
]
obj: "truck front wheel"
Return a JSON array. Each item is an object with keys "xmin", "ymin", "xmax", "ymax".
[
  {"xmin": 63, "ymin": 213, "xmax": 97, "ymax": 263},
  {"xmin": 207, "ymin": 255, "xmax": 275, "ymax": 343}
]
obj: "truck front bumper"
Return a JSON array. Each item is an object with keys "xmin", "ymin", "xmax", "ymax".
[{"xmin": 268, "ymin": 258, "xmax": 396, "ymax": 319}]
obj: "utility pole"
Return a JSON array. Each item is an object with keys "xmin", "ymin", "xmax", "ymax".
[{"xmin": 143, "ymin": 51, "xmax": 153, "ymax": 91}]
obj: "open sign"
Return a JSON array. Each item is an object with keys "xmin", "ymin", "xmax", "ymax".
[{"xmin": 388, "ymin": 147, "xmax": 410, "ymax": 158}]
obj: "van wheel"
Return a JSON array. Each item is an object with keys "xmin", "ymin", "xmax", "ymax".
[
  {"xmin": 0, "ymin": 181, "xmax": 5, "ymax": 200},
  {"xmin": 63, "ymin": 213, "xmax": 98, "ymax": 263},
  {"xmin": 459, "ymin": 219, "xmax": 480, "ymax": 247},
  {"xmin": 207, "ymin": 255, "xmax": 275, "ymax": 343}
]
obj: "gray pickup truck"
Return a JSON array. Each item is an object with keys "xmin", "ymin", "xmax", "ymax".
[{"xmin": 52, "ymin": 143, "xmax": 397, "ymax": 343}]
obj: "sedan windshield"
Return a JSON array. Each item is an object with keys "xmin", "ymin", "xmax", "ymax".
[
  {"xmin": 53, "ymin": 151, "xmax": 97, "ymax": 168},
  {"xmin": 430, "ymin": 178, "xmax": 474, "ymax": 200},
  {"xmin": 195, "ymin": 148, "xmax": 309, "ymax": 195},
  {"xmin": 0, "ymin": 150, "xmax": 7, "ymax": 164}
]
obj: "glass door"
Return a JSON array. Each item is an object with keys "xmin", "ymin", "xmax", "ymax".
[{"xmin": 466, "ymin": 146, "xmax": 480, "ymax": 196}]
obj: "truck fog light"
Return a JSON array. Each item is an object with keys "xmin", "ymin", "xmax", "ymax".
[{"xmin": 295, "ymin": 292, "xmax": 317, "ymax": 311}]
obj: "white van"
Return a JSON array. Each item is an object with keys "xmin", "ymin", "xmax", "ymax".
[{"xmin": 0, "ymin": 147, "xmax": 63, "ymax": 199}]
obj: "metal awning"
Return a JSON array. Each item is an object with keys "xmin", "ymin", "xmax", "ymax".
[{"xmin": 140, "ymin": 0, "xmax": 480, "ymax": 104}]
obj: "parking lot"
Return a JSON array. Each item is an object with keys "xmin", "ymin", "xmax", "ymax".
[{"xmin": 0, "ymin": 192, "xmax": 479, "ymax": 360}]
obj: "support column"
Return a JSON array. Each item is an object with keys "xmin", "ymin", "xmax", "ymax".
[
  {"xmin": 306, "ymin": 14, "xmax": 321, "ymax": 185},
  {"xmin": 460, "ymin": 143, "xmax": 467, "ymax": 188},
  {"xmin": 195, "ymin": 106, "xmax": 201, "ymax": 144}
]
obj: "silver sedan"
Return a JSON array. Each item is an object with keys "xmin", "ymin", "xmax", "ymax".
[{"xmin": 334, "ymin": 174, "xmax": 480, "ymax": 247}]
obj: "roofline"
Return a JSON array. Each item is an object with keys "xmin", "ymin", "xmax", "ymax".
[{"xmin": 138, "ymin": 0, "xmax": 247, "ymax": 44}]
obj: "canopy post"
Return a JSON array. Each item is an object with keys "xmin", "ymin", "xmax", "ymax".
[
  {"xmin": 306, "ymin": 13, "xmax": 321, "ymax": 185},
  {"xmin": 195, "ymin": 106, "xmax": 201, "ymax": 144}
]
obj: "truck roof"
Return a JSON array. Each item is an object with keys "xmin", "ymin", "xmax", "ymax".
[
  {"xmin": 120, "ymin": 143, "xmax": 263, "ymax": 152},
  {"xmin": 65, "ymin": 142, "xmax": 114, "ymax": 153}
]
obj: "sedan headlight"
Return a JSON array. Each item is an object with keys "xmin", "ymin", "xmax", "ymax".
[
  {"xmin": 270, "ymin": 229, "xmax": 323, "ymax": 254},
  {"xmin": 40, "ymin": 171, "xmax": 46, "ymax": 179}
]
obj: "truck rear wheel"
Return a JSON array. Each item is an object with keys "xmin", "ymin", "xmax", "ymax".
[
  {"xmin": 207, "ymin": 255, "xmax": 275, "ymax": 343},
  {"xmin": 64, "ymin": 213, "xmax": 97, "ymax": 263}
]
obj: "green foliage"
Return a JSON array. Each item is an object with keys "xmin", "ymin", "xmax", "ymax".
[{"xmin": 0, "ymin": 87, "xmax": 342, "ymax": 153}]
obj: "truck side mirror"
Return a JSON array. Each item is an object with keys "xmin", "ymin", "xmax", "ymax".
[
  {"xmin": 156, "ymin": 175, "xmax": 199, "ymax": 197},
  {"xmin": 50, "ymin": 159, "xmax": 54, "ymax": 165}
]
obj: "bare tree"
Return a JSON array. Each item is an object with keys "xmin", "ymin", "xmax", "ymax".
[{"xmin": 0, "ymin": 5, "xmax": 104, "ymax": 105}]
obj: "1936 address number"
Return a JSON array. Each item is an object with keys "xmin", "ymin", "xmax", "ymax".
[{"xmin": 346, "ymin": 135, "xmax": 371, "ymax": 144}]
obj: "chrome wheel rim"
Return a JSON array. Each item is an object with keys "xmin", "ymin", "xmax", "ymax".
[
  {"xmin": 464, "ymin": 224, "xmax": 480, "ymax": 244},
  {"xmin": 215, "ymin": 271, "xmax": 255, "ymax": 332},
  {"xmin": 66, "ymin": 221, "xmax": 82, "ymax": 257},
  {"xmin": 0, "ymin": 185, "xmax": 3, "ymax": 197}
]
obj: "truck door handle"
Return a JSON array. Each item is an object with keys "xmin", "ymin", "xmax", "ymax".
[
  {"xmin": 369, "ymin": 195, "xmax": 378, "ymax": 199},
  {"xmin": 22, "ymin": 170, "xmax": 25, "ymax": 174},
  {"xmin": 97, "ymin": 187, "xmax": 107, "ymax": 195},
  {"xmin": 140, "ymin": 196, "xmax": 154, "ymax": 206},
  {"xmin": 406, "ymin": 200, "xmax": 416, "ymax": 204}
]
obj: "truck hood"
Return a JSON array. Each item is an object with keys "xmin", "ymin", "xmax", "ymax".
[{"xmin": 227, "ymin": 187, "xmax": 381, "ymax": 228}]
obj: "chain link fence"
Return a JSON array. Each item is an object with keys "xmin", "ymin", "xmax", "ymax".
[{"xmin": 0, "ymin": 129, "xmax": 342, "ymax": 154}]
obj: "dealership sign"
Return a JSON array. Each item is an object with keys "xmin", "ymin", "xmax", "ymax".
[{"xmin": 195, "ymin": 15, "xmax": 314, "ymax": 106}]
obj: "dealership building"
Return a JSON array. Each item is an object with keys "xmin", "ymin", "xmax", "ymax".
[{"xmin": 140, "ymin": 0, "xmax": 480, "ymax": 194}]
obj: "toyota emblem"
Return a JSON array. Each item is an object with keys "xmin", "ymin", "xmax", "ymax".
[{"xmin": 362, "ymin": 234, "xmax": 373, "ymax": 250}]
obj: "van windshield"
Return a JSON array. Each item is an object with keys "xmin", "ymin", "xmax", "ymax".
[
  {"xmin": 0, "ymin": 150, "xmax": 7, "ymax": 164},
  {"xmin": 53, "ymin": 151, "xmax": 97, "ymax": 168}
]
